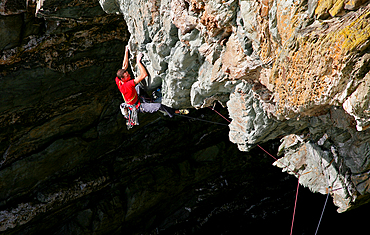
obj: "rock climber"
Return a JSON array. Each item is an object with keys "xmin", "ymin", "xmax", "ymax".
[{"xmin": 115, "ymin": 46, "xmax": 187, "ymax": 128}]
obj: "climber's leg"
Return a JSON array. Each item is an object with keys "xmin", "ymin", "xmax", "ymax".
[
  {"xmin": 140, "ymin": 102, "xmax": 177, "ymax": 117},
  {"xmin": 135, "ymin": 84, "xmax": 151, "ymax": 103}
]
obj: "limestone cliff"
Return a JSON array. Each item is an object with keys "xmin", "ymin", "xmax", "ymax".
[
  {"xmin": 1, "ymin": 0, "xmax": 370, "ymax": 234},
  {"xmin": 99, "ymin": 0, "xmax": 370, "ymax": 212}
]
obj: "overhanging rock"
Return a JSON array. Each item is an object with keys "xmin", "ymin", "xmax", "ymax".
[{"xmin": 99, "ymin": 0, "xmax": 370, "ymax": 212}]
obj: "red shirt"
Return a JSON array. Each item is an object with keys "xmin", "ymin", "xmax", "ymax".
[{"xmin": 115, "ymin": 76, "xmax": 139, "ymax": 105}]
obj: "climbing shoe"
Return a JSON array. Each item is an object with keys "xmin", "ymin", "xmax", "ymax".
[{"xmin": 178, "ymin": 109, "xmax": 189, "ymax": 115}]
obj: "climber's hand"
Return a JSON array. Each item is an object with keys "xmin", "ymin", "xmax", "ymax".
[
  {"xmin": 137, "ymin": 52, "xmax": 143, "ymax": 64},
  {"xmin": 134, "ymin": 52, "xmax": 147, "ymax": 85}
]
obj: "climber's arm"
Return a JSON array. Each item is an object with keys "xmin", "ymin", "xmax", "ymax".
[
  {"xmin": 122, "ymin": 45, "xmax": 129, "ymax": 70},
  {"xmin": 134, "ymin": 52, "xmax": 148, "ymax": 85}
]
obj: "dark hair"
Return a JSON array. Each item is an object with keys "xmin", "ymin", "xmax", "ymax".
[{"xmin": 117, "ymin": 69, "xmax": 126, "ymax": 79}]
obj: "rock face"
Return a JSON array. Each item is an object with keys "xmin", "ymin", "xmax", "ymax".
[
  {"xmin": 0, "ymin": 0, "xmax": 128, "ymax": 173},
  {"xmin": 1, "ymin": 0, "xmax": 370, "ymax": 234},
  {"xmin": 0, "ymin": 1, "xmax": 301, "ymax": 234},
  {"xmin": 99, "ymin": 0, "xmax": 370, "ymax": 212},
  {"xmin": 0, "ymin": 0, "xmax": 129, "ymax": 232}
]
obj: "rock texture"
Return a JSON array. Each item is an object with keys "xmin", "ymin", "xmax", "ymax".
[
  {"xmin": 0, "ymin": 0, "xmax": 128, "ymax": 232},
  {"xmin": 0, "ymin": 0, "xmax": 128, "ymax": 169},
  {"xmin": 99, "ymin": 0, "xmax": 370, "ymax": 212},
  {"xmin": 1, "ymin": 0, "xmax": 370, "ymax": 234},
  {"xmin": 0, "ymin": 1, "xmax": 308, "ymax": 234}
]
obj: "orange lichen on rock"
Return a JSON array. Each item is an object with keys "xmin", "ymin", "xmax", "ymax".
[
  {"xmin": 221, "ymin": 34, "xmax": 262, "ymax": 81},
  {"xmin": 190, "ymin": 0, "xmax": 205, "ymax": 13},
  {"xmin": 261, "ymin": 0, "xmax": 273, "ymax": 18},
  {"xmin": 272, "ymin": 37, "xmax": 340, "ymax": 118},
  {"xmin": 271, "ymin": 7, "xmax": 370, "ymax": 119},
  {"xmin": 171, "ymin": 0, "xmax": 198, "ymax": 34},
  {"xmin": 330, "ymin": 11, "xmax": 370, "ymax": 53},
  {"xmin": 200, "ymin": 10, "xmax": 220, "ymax": 35},
  {"xmin": 276, "ymin": 2, "xmax": 294, "ymax": 45}
]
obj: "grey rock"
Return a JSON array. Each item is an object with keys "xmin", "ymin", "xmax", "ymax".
[
  {"xmin": 1, "ymin": 2, "xmax": 370, "ymax": 235},
  {"xmin": 102, "ymin": 0, "xmax": 370, "ymax": 213}
]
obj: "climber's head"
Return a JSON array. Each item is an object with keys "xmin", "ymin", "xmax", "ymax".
[{"xmin": 117, "ymin": 69, "xmax": 130, "ymax": 82}]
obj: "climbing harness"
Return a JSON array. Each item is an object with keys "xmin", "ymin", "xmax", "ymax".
[
  {"xmin": 120, "ymin": 93, "xmax": 141, "ymax": 130},
  {"xmin": 120, "ymin": 102, "xmax": 140, "ymax": 129}
]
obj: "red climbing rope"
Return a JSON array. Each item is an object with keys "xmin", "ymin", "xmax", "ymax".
[
  {"xmin": 208, "ymin": 107, "xmax": 231, "ymax": 123},
  {"xmin": 257, "ymin": 144, "xmax": 278, "ymax": 161},
  {"xmin": 208, "ymin": 106, "xmax": 298, "ymax": 174},
  {"xmin": 208, "ymin": 106, "xmax": 301, "ymax": 235},
  {"xmin": 257, "ymin": 144, "xmax": 299, "ymax": 176},
  {"xmin": 256, "ymin": 143, "xmax": 300, "ymax": 235},
  {"xmin": 290, "ymin": 176, "xmax": 300, "ymax": 235}
]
